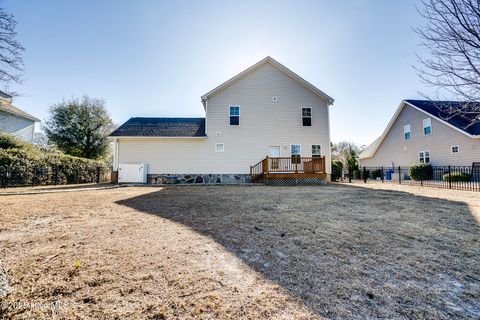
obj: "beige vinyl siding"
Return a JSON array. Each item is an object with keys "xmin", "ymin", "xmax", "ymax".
[
  {"xmin": 117, "ymin": 62, "xmax": 331, "ymax": 174},
  {"xmin": 360, "ymin": 105, "xmax": 480, "ymax": 167},
  {"xmin": 0, "ymin": 111, "xmax": 35, "ymax": 143}
]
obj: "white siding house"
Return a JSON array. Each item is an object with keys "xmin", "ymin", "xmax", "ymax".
[
  {"xmin": 111, "ymin": 57, "xmax": 334, "ymax": 183},
  {"xmin": 359, "ymin": 100, "xmax": 480, "ymax": 167},
  {"xmin": 0, "ymin": 93, "xmax": 39, "ymax": 143}
]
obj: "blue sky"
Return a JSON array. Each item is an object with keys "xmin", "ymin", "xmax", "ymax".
[{"xmin": 4, "ymin": 0, "xmax": 434, "ymax": 145}]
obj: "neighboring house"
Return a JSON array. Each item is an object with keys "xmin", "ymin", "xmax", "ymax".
[
  {"xmin": 0, "ymin": 92, "xmax": 40, "ymax": 143},
  {"xmin": 110, "ymin": 56, "xmax": 334, "ymax": 183},
  {"xmin": 359, "ymin": 100, "xmax": 480, "ymax": 167}
]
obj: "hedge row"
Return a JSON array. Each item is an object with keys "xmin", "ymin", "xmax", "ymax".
[{"xmin": 0, "ymin": 134, "xmax": 109, "ymax": 186}]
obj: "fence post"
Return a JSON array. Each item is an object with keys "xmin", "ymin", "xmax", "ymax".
[
  {"xmin": 381, "ymin": 166, "xmax": 384, "ymax": 183},
  {"xmin": 54, "ymin": 165, "xmax": 58, "ymax": 185},
  {"xmin": 448, "ymin": 165, "xmax": 452, "ymax": 189},
  {"xmin": 1, "ymin": 167, "xmax": 5, "ymax": 189},
  {"xmin": 96, "ymin": 166, "xmax": 101, "ymax": 184},
  {"xmin": 363, "ymin": 167, "xmax": 367, "ymax": 183},
  {"xmin": 420, "ymin": 166, "xmax": 424, "ymax": 186},
  {"xmin": 76, "ymin": 168, "xmax": 80, "ymax": 184},
  {"xmin": 398, "ymin": 166, "xmax": 401, "ymax": 184}
]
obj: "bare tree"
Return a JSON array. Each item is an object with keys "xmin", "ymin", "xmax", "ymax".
[
  {"xmin": 0, "ymin": 8, "xmax": 24, "ymax": 88},
  {"xmin": 331, "ymin": 141, "xmax": 364, "ymax": 170},
  {"xmin": 414, "ymin": 0, "xmax": 480, "ymax": 128}
]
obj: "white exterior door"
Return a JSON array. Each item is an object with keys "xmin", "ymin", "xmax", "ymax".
[
  {"xmin": 269, "ymin": 146, "xmax": 281, "ymax": 170},
  {"xmin": 118, "ymin": 163, "xmax": 147, "ymax": 183},
  {"xmin": 269, "ymin": 146, "xmax": 280, "ymax": 157}
]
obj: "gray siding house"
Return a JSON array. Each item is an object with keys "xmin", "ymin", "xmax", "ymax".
[
  {"xmin": 0, "ymin": 92, "xmax": 39, "ymax": 143},
  {"xmin": 359, "ymin": 100, "xmax": 480, "ymax": 167}
]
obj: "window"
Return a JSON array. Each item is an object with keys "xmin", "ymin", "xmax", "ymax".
[
  {"xmin": 229, "ymin": 106, "xmax": 240, "ymax": 125},
  {"xmin": 311, "ymin": 145, "xmax": 322, "ymax": 158},
  {"xmin": 291, "ymin": 144, "xmax": 301, "ymax": 164},
  {"xmin": 302, "ymin": 108, "xmax": 312, "ymax": 126},
  {"xmin": 404, "ymin": 124, "xmax": 411, "ymax": 140},
  {"xmin": 451, "ymin": 145, "xmax": 459, "ymax": 154},
  {"xmin": 215, "ymin": 143, "xmax": 224, "ymax": 152},
  {"xmin": 423, "ymin": 118, "xmax": 432, "ymax": 135},
  {"xmin": 419, "ymin": 150, "xmax": 430, "ymax": 163}
]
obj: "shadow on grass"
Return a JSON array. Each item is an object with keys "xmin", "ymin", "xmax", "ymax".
[{"xmin": 116, "ymin": 184, "xmax": 480, "ymax": 319}]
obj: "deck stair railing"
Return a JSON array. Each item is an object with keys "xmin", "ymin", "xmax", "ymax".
[{"xmin": 250, "ymin": 156, "xmax": 326, "ymax": 182}]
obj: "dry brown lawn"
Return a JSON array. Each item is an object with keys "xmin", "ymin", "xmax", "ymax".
[{"xmin": 0, "ymin": 184, "xmax": 479, "ymax": 319}]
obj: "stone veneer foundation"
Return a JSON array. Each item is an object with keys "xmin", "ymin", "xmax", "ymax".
[{"xmin": 147, "ymin": 173, "xmax": 251, "ymax": 185}]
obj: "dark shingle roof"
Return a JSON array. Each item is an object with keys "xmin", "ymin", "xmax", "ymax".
[
  {"xmin": 405, "ymin": 100, "xmax": 480, "ymax": 136},
  {"xmin": 110, "ymin": 117, "xmax": 206, "ymax": 137}
]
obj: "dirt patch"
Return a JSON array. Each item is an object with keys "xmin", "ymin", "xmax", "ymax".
[{"xmin": 0, "ymin": 184, "xmax": 479, "ymax": 319}]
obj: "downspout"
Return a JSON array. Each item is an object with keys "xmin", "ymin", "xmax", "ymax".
[
  {"xmin": 113, "ymin": 138, "xmax": 119, "ymax": 171},
  {"xmin": 204, "ymin": 99, "xmax": 208, "ymax": 136}
]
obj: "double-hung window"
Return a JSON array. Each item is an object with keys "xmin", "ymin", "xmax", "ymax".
[
  {"xmin": 311, "ymin": 145, "xmax": 321, "ymax": 158},
  {"xmin": 404, "ymin": 124, "xmax": 411, "ymax": 140},
  {"xmin": 419, "ymin": 150, "xmax": 430, "ymax": 163},
  {"xmin": 302, "ymin": 108, "xmax": 312, "ymax": 126},
  {"xmin": 291, "ymin": 144, "xmax": 301, "ymax": 164},
  {"xmin": 423, "ymin": 118, "xmax": 432, "ymax": 135},
  {"xmin": 229, "ymin": 106, "xmax": 240, "ymax": 125}
]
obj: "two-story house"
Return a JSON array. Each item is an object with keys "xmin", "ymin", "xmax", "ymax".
[
  {"xmin": 0, "ymin": 91, "xmax": 39, "ymax": 143},
  {"xmin": 110, "ymin": 56, "xmax": 334, "ymax": 184},
  {"xmin": 359, "ymin": 100, "xmax": 480, "ymax": 167}
]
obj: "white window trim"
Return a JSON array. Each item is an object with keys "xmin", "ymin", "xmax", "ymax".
[
  {"xmin": 229, "ymin": 105, "xmax": 240, "ymax": 126},
  {"xmin": 423, "ymin": 118, "xmax": 432, "ymax": 136},
  {"xmin": 301, "ymin": 107, "xmax": 312, "ymax": 127},
  {"xmin": 311, "ymin": 144, "xmax": 322, "ymax": 157},
  {"xmin": 451, "ymin": 145, "xmax": 459, "ymax": 154},
  {"xmin": 290, "ymin": 144, "xmax": 301, "ymax": 156},
  {"xmin": 403, "ymin": 124, "xmax": 411, "ymax": 140},
  {"xmin": 419, "ymin": 150, "xmax": 431, "ymax": 163},
  {"xmin": 215, "ymin": 143, "xmax": 224, "ymax": 152}
]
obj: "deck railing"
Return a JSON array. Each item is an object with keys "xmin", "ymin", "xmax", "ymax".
[{"xmin": 250, "ymin": 156, "xmax": 326, "ymax": 181}]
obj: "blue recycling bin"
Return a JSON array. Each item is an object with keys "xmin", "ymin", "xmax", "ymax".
[{"xmin": 386, "ymin": 169, "xmax": 393, "ymax": 181}]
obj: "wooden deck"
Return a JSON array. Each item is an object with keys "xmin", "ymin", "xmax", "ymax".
[{"xmin": 250, "ymin": 156, "xmax": 327, "ymax": 183}]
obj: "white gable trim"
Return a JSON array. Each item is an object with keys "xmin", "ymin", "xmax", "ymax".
[
  {"xmin": 359, "ymin": 100, "xmax": 480, "ymax": 160},
  {"xmin": 201, "ymin": 56, "xmax": 334, "ymax": 107}
]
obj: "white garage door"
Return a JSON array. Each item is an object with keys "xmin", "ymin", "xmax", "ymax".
[{"xmin": 118, "ymin": 163, "xmax": 147, "ymax": 183}]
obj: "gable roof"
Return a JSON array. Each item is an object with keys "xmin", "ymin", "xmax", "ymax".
[
  {"xmin": 359, "ymin": 100, "xmax": 480, "ymax": 159},
  {"xmin": 0, "ymin": 100, "xmax": 40, "ymax": 122},
  {"xmin": 201, "ymin": 56, "xmax": 334, "ymax": 106},
  {"xmin": 405, "ymin": 100, "xmax": 480, "ymax": 136},
  {"xmin": 110, "ymin": 117, "xmax": 206, "ymax": 137}
]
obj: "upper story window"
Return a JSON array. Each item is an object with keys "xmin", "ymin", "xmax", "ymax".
[
  {"xmin": 423, "ymin": 118, "xmax": 432, "ymax": 135},
  {"xmin": 302, "ymin": 108, "xmax": 312, "ymax": 126},
  {"xmin": 404, "ymin": 124, "xmax": 411, "ymax": 140},
  {"xmin": 229, "ymin": 106, "xmax": 240, "ymax": 125},
  {"xmin": 419, "ymin": 150, "xmax": 430, "ymax": 163},
  {"xmin": 451, "ymin": 145, "xmax": 459, "ymax": 154},
  {"xmin": 311, "ymin": 145, "xmax": 321, "ymax": 158}
]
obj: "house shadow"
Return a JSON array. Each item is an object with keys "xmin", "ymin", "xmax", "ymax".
[{"xmin": 115, "ymin": 184, "xmax": 480, "ymax": 319}]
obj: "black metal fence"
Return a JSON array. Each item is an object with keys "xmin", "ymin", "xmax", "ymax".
[
  {"xmin": 0, "ymin": 165, "xmax": 111, "ymax": 188},
  {"xmin": 348, "ymin": 165, "xmax": 480, "ymax": 192}
]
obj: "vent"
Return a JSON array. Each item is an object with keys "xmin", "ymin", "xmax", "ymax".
[
  {"xmin": 272, "ymin": 96, "xmax": 278, "ymax": 102},
  {"xmin": 216, "ymin": 132, "xmax": 221, "ymax": 136}
]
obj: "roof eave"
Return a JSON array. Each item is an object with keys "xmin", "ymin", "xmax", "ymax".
[{"xmin": 109, "ymin": 135, "xmax": 207, "ymax": 139}]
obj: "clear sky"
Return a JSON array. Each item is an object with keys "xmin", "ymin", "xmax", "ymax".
[{"xmin": 3, "ymin": 0, "xmax": 437, "ymax": 146}]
